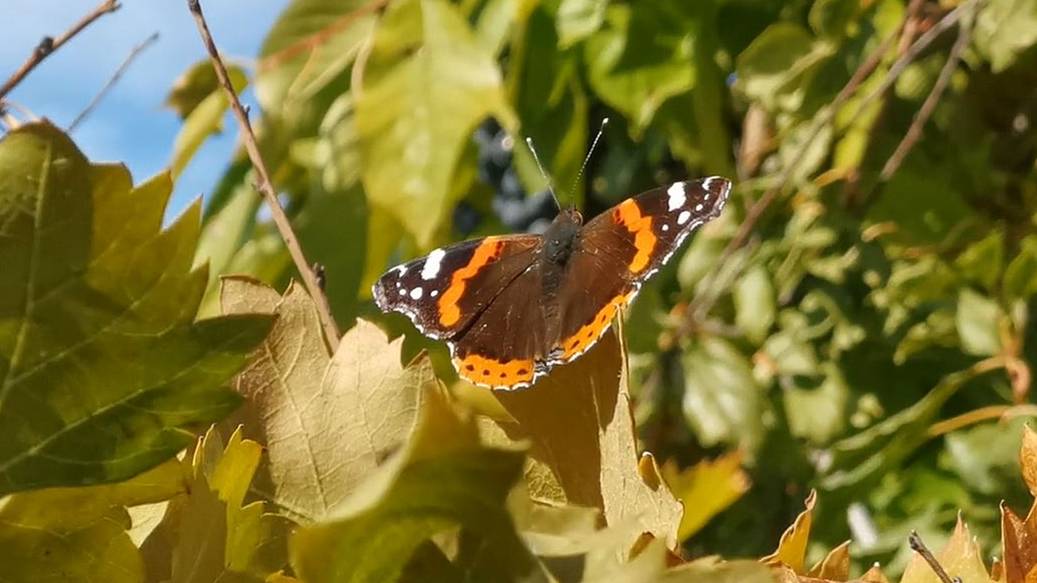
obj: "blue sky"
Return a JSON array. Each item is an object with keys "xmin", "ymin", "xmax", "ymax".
[{"xmin": 4, "ymin": 1, "xmax": 289, "ymax": 219}]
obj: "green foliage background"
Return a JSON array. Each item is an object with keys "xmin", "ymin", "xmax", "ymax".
[{"xmin": 4, "ymin": 0, "xmax": 1037, "ymax": 580}]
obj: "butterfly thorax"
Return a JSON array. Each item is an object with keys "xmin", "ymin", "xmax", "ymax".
[{"xmin": 541, "ymin": 208, "xmax": 584, "ymax": 266}]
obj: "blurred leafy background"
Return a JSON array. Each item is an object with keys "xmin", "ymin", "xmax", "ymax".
[
  {"xmin": 177, "ymin": 0, "xmax": 1037, "ymax": 571},
  {"xmin": 6, "ymin": 0, "xmax": 1037, "ymax": 577}
]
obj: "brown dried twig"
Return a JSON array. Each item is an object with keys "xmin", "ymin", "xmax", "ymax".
[
  {"xmin": 879, "ymin": 5, "xmax": 974, "ymax": 180},
  {"xmin": 908, "ymin": 530, "xmax": 960, "ymax": 583},
  {"xmin": 69, "ymin": 32, "xmax": 160, "ymax": 132},
  {"xmin": 186, "ymin": 0, "xmax": 342, "ymax": 349},
  {"xmin": 0, "ymin": 0, "xmax": 122, "ymax": 102}
]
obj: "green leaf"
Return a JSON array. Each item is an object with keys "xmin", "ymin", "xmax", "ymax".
[
  {"xmin": 808, "ymin": 0, "xmax": 860, "ymax": 39},
  {"xmin": 170, "ymin": 67, "xmax": 248, "ymax": 180},
  {"xmin": 584, "ymin": 2, "xmax": 697, "ymax": 133},
  {"xmin": 290, "ymin": 385, "xmax": 534, "ymax": 583},
  {"xmin": 681, "ymin": 337, "xmax": 763, "ymax": 454},
  {"xmin": 735, "ymin": 22, "xmax": 833, "ymax": 113},
  {"xmin": 257, "ymin": 0, "xmax": 378, "ymax": 113},
  {"xmin": 0, "ymin": 459, "xmax": 183, "ymax": 583},
  {"xmin": 221, "ymin": 279, "xmax": 429, "ymax": 524},
  {"xmin": 956, "ymin": 289, "xmax": 1003, "ymax": 356},
  {"xmin": 974, "ymin": 0, "xmax": 1037, "ymax": 73},
  {"xmin": 820, "ymin": 363, "xmax": 996, "ymax": 493},
  {"xmin": 1004, "ymin": 235, "xmax": 1037, "ymax": 301},
  {"xmin": 954, "ymin": 231, "xmax": 1004, "ymax": 292},
  {"xmin": 783, "ymin": 363, "xmax": 850, "ymax": 445},
  {"xmin": 356, "ymin": 0, "xmax": 514, "ymax": 248},
  {"xmin": 734, "ymin": 264, "xmax": 776, "ymax": 343},
  {"xmin": 508, "ymin": 6, "xmax": 588, "ymax": 201},
  {"xmin": 557, "ymin": 0, "xmax": 608, "ymax": 47},
  {"xmin": 657, "ymin": 4, "xmax": 735, "ymax": 178},
  {"xmin": 165, "ymin": 60, "xmax": 235, "ymax": 119},
  {"xmin": 0, "ymin": 122, "xmax": 272, "ymax": 495}
]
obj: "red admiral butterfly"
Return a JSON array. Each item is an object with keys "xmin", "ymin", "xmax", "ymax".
[{"xmin": 373, "ymin": 177, "xmax": 731, "ymax": 390}]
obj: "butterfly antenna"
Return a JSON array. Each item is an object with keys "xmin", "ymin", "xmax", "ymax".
[
  {"xmin": 525, "ymin": 137, "xmax": 561, "ymax": 210},
  {"xmin": 570, "ymin": 117, "xmax": 609, "ymax": 196}
]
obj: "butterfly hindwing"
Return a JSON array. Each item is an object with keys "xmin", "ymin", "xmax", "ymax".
[
  {"xmin": 373, "ymin": 235, "xmax": 541, "ymax": 339},
  {"xmin": 550, "ymin": 177, "xmax": 731, "ymax": 363}
]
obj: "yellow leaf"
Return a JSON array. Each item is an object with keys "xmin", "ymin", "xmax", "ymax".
[
  {"xmin": 662, "ymin": 451, "xmax": 750, "ymax": 542},
  {"xmin": 862, "ymin": 563, "xmax": 892, "ymax": 583},
  {"xmin": 901, "ymin": 516, "xmax": 993, "ymax": 583},
  {"xmin": 807, "ymin": 540, "xmax": 851, "ymax": 580},
  {"xmin": 762, "ymin": 490, "xmax": 817, "ymax": 574}
]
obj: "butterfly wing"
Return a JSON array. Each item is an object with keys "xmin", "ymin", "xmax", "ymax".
[
  {"xmin": 373, "ymin": 234, "xmax": 542, "ymax": 339},
  {"xmin": 448, "ymin": 260, "xmax": 550, "ymax": 389},
  {"xmin": 549, "ymin": 177, "xmax": 731, "ymax": 363}
]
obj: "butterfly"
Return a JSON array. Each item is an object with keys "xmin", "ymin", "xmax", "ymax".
[{"xmin": 373, "ymin": 177, "xmax": 731, "ymax": 390}]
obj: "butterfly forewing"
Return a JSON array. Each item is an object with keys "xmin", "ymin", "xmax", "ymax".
[{"xmin": 373, "ymin": 235, "xmax": 541, "ymax": 339}]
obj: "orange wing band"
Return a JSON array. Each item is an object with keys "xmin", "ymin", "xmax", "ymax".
[
  {"xmin": 438, "ymin": 238, "xmax": 504, "ymax": 327},
  {"xmin": 558, "ymin": 293, "xmax": 631, "ymax": 360},
  {"xmin": 456, "ymin": 353, "xmax": 536, "ymax": 387},
  {"xmin": 612, "ymin": 199, "xmax": 657, "ymax": 274}
]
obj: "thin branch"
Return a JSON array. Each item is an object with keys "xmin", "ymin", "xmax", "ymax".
[
  {"xmin": 0, "ymin": 0, "xmax": 121, "ymax": 102},
  {"xmin": 880, "ymin": 7, "xmax": 973, "ymax": 180},
  {"xmin": 186, "ymin": 0, "xmax": 342, "ymax": 349},
  {"xmin": 69, "ymin": 32, "xmax": 160, "ymax": 132},
  {"xmin": 908, "ymin": 531, "xmax": 959, "ymax": 583}
]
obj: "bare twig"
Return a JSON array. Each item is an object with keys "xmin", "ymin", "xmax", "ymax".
[
  {"xmin": 880, "ymin": 7, "xmax": 973, "ymax": 180},
  {"xmin": 186, "ymin": 0, "xmax": 342, "ymax": 348},
  {"xmin": 68, "ymin": 32, "xmax": 159, "ymax": 132},
  {"xmin": 908, "ymin": 531, "xmax": 959, "ymax": 583},
  {"xmin": 0, "ymin": 0, "xmax": 121, "ymax": 102}
]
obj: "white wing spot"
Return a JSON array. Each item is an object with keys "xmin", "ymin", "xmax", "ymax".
[
  {"xmin": 661, "ymin": 224, "xmax": 670, "ymax": 232},
  {"xmin": 410, "ymin": 287, "xmax": 424, "ymax": 300},
  {"xmin": 667, "ymin": 182, "xmax": 686, "ymax": 211},
  {"xmin": 678, "ymin": 210, "xmax": 691, "ymax": 225},
  {"xmin": 399, "ymin": 288, "xmax": 407, "ymax": 296},
  {"xmin": 392, "ymin": 265, "xmax": 407, "ymax": 276},
  {"xmin": 695, "ymin": 203, "xmax": 704, "ymax": 211},
  {"xmin": 431, "ymin": 289, "xmax": 439, "ymax": 297},
  {"xmin": 421, "ymin": 248, "xmax": 446, "ymax": 280}
]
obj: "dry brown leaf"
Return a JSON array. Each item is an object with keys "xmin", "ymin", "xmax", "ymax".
[
  {"xmin": 1021, "ymin": 425, "xmax": 1037, "ymax": 497},
  {"xmin": 901, "ymin": 516, "xmax": 994, "ymax": 583},
  {"xmin": 807, "ymin": 540, "xmax": 851, "ymax": 581},
  {"xmin": 991, "ymin": 557, "xmax": 1004, "ymax": 583},
  {"xmin": 861, "ymin": 563, "xmax": 892, "ymax": 583},
  {"xmin": 762, "ymin": 490, "xmax": 817, "ymax": 574},
  {"xmin": 1001, "ymin": 501, "xmax": 1037, "ymax": 583},
  {"xmin": 485, "ymin": 326, "xmax": 683, "ymax": 548},
  {"xmin": 221, "ymin": 277, "xmax": 431, "ymax": 523}
]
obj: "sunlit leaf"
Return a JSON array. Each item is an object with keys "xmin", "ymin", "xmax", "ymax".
[
  {"xmin": 486, "ymin": 327, "xmax": 684, "ymax": 550},
  {"xmin": 356, "ymin": 0, "xmax": 514, "ymax": 247},
  {"xmin": 290, "ymin": 385, "xmax": 535, "ymax": 583},
  {"xmin": 170, "ymin": 66, "xmax": 248, "ymax": 180},
  {"xmin": 0, "ymin": 122, "xmax": 272, "ymax": 495},
  {"xmin": 901, "ymin": 517, "xmax": 994, "ymax": 583},
  {"xmin": 661, "ymin": 452, "xmax": 750, "ymax": 542},
  {"xmin": 956, "ymin": 289, "xmax": 1004, "ymax": 357},
  {"xmin": 221, "ymin": 278, "xmax": 429, "ymax": 524},
  {"xmin": 761, "ymin": 490, "xmax": 816, "ymax": 574}
]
